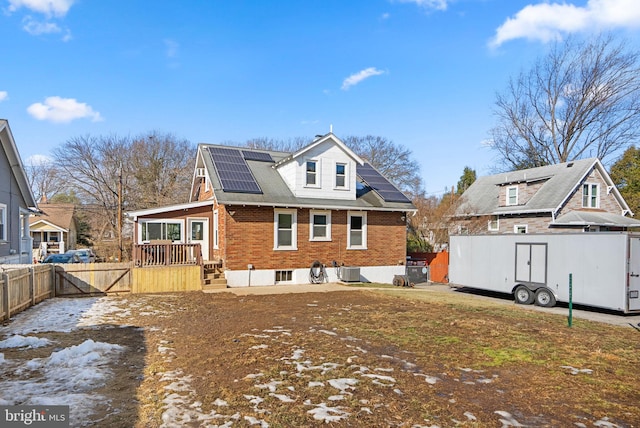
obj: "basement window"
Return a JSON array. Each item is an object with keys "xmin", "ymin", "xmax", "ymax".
[{"xmin": 275, "ymin": 270, "xmax": 293, "ymax": 283}]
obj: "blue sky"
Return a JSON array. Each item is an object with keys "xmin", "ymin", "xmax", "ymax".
[{"xmin": 2, "ymin": 0, "xmax": 640, "ymax": 197}]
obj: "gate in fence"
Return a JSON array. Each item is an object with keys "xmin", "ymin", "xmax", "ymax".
[{"xmin": 55, "ymin": 263, "xmax": 132, "ymax": 296}]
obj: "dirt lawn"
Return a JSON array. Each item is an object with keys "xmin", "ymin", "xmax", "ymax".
[{"xmin": 3, "ymin": 286, "xmax": 640, "ymax": 427}]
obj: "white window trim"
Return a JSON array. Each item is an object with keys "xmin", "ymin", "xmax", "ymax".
[
  {"xmin": 275, "ymin": 270, "xmax": 293, "ymax": 284},
  {"xmin": 139, "ymin": 219, "xmax": 185, "ymax": 243},
  {"xmin": 274, "ymin": 208, "xmax": 298, "ymax": 250},
  {"xmin": 582, "ymin": 183, "xmax": 600, "ymax": 208},
  {"xmin": 213, "ymin": 210, "xmax": 219, "ymax": 249},
  {"xmin": 347, "ymin": 211, "xmax": 367, "ymax": 250},
  {"xmin": 488, "ymin": 217, "xmax": 499, "ymax": 232},
  {"xmin": 334, "ymin": 162, "xmax": 349, "ymax": 190},
  {"xmin": 506, "ymin": 186, "xmax": 518, "ymax": 206},
  {"xmin": 514, "ymin": 224, "xmax": 528, "ymax": 234},
  {"xmin": 305, "ymin": 159, "xmax": 321, "ymax": 188},
  {"xmin": 310, "ymin": 210, "xmax": 332, "ymax": 241},
  {"xmin": 0, "ymin": 203, "xmax": 6, "ymax": 241}
]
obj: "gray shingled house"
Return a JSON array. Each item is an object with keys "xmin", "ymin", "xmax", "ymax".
[
  {"xmin": 453, "ymin": 158, "xmax": 640, "ymax": 234},
  {"xmin": 0, "ymin": 119, "xmax": 38, "ymax": 263}
]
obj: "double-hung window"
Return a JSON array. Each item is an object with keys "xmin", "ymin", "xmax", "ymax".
[
  {"xmin": 0, "ymin": 203, "xmax": 5, "ymax": 241},
  {"xmin": 488, "ymin": 216, "xmax": 499, "ymax": 232},
  {"xmin": 335, "ymin": 163, "xmax": 346, "ymax": 188},
  {"xmin": 582, "ymin": 183, "xmax": 599, "ymax": 208},
  {"xmin": 306, "ymin": 161, "xmax": 317, "ymax": 186},
  {"xmin": 507, "ymin": 186, "xmax": 518, "ymax": 206},
  {"xmin": 140, "ymin": 220, "xmax": 183, "ymax": 242},
  {"xmin": 274, "ymin": 209, "xmax": 297, "ymax": 250},
  {"xmin": 310, "ymin": 210, "xmax": 331, "ymax": 241},
  {"xmin": 347, "ymin": 211, "xmax": 367, "ymax": 249}
]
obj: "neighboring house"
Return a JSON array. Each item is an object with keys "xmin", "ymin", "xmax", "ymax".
[
  {"xmin": 0, "ymin": 119, "xmax": 38, "ymax": 264},
  {"xmin": 29, "ymin": 202, "xmax": 78, "ymax": 260},
  {"xmin": 453, "ymin": 158, "xmax": 640, "ymax": 234},
  {"xmin": 127, "ymin": 133, "xmax": 417, "ymax": 286}
]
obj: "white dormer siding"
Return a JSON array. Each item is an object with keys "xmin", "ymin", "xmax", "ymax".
[{"xmin": 277, "ymin": 139, "xmax": 358, "ymax": 200}]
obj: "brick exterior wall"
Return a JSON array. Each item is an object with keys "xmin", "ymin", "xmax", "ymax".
[{"xmin": 220, "ymin": 205, "xmax": 407, "ymax": 271}]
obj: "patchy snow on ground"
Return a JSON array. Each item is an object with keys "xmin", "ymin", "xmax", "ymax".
[
  {"xmin": 0, "ymin": 297, "xmax": 129, "ymax": 426},
  {"xmin": 0, "ymin": 295, "xmax": 615, "ymax": 427}
]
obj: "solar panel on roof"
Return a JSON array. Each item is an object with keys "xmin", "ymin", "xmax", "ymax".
[
  {"xmin": 208, "ymin": 147, "xmax": 263, "ymax": 194},
  {"xmin": 357, "ymin": 163, "xmax": 411, "ymax": 203},
  {"xmin": 242, "ymin": 150, "xmax": 274, "ymax": 162}
]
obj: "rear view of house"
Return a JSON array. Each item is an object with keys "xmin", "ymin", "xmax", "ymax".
[
  {"xmin": 0, "ymin": 119, "xmax": 38, "ymax": 264},
  {"xmin": 128, "ymin": 133, "xmax": 416, "ymax": 286}
]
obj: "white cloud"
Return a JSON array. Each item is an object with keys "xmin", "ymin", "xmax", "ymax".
[
  {"xmin": 26, "ymin": 154, "xmax": 53, "ymax": 165},
  {"xmin": 490, "ymin": 0, "xmax": 640, "ymax": 48},
  {"xmin": 0, "ymin": 91, "xmax": 8, "ymax": 102},
  {"xmin": 22, "ymin": 16, "xmax": 61, "ymax": 35},
  {"xmin": 27, "ymin": 96, "xmax": 103, "ymax": 123},
  {"xmin": 7, "ymin": 0, "xmax": 75, "ymax": 17},
  {"xmin": 396, "ymin": 0, "xmax": 448, "ymax": 11},
  {"xmin": 341, "ymin": 67, "xmax": 386, "ymax": 90}
]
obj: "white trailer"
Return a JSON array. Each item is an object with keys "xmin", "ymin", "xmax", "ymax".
[{"xmin": 449, "ymin": 232, "xmax": 640, "ymax": 313}]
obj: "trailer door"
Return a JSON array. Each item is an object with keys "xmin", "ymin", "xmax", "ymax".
[
  {"xmin": 629, "ymin": 237, "xmax": 640, "ymax": 311},
  {"xmin": 515, "ymin": 243, "xmax": 547, "ymax": 285}
]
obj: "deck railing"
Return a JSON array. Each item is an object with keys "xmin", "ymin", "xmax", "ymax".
[{"xmin": 132, "ymin": 242, "xmax": 203, "ymax": 267}]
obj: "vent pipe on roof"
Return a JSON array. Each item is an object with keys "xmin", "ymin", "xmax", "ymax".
[{"xmin": 567, "ymin": 162, "xmax": 574, "ymax": 167}]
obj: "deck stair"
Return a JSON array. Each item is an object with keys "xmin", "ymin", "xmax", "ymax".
[{"xmin": 202, "ymin": 260, "xmax": 227, "ymax": 290}]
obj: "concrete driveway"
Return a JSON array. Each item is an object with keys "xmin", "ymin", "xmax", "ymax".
[{"xmin": 417, "ymin": 283, "xmax": 640, "ymax": 330}]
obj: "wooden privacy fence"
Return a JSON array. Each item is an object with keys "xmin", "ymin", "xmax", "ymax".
[
  {"xmin": 407, "ymin": 251, "xmax": 449, "ymax": 283},
  {"xmin": 1, "ymin": 265, "xmax": 54, "ymax": 321},
  {"xmin": 55, "ymin": 263, "xmax": 132, "ymax": 296},
  {"xmin": 55, "ymin": 262, "xmax": 203, "ymax": 295}
]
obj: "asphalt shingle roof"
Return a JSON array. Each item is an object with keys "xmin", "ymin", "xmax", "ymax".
[
  {"xmin": 201, "ymin": 143, "xmax": 416, "ymax": 212},
  {"xmin": 457, "ymin": 158, "xmax": 598, "ymax": 216}
]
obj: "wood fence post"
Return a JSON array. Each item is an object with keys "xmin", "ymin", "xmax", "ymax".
[
  {"xmin": 2, "ymin": 271, "xmax": 10, "ymax": 320},
  {"xmin": 52, "ymin": 265, "xmax": 58, "ymax": 297},
  {"xmin": 30, "ymin": 267, "xmax": 35, "ymax": 306}
]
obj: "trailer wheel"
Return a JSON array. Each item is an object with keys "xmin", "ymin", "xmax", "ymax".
[
  {"xmin": 514, "ymin": 286, "xmax": 534, "ymax": 305},
  {"xmin": 535, "ymin": 288, "xmax": 556, "ymax": 307}
]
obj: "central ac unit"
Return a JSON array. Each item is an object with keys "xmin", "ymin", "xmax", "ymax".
[{"xmin": 340, "ymin": 266, "xmax": 360, "ymax": 282}]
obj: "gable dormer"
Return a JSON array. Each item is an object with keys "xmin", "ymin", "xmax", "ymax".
[{"xmin": 274, "ymin": 134, "xmax": 364, "ymax": 201}]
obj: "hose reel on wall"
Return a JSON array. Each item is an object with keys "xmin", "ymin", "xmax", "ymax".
[{"xmin": 309, "ymin": 260, "xmax": 327, "ymax": 284}]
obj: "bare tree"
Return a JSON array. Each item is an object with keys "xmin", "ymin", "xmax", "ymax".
[
  {"xmin": 129, "ymin": 131, "xmax": 194, "ymax": 208},
  {"xmin": 490, "ymin": 34, "xmax": 640, "ymax": 170},
  {"xmin": 53, "ymin": 132, "xmax": 195, "ymax": 260},
  {"xmin": 24, "ymin": 157, "xmax": 67, "ymax": 203},
  {"xmin": 244, "ymin": 136, "xmax": 311, "ymax": 152},
  {"xmin": 343, "ymin": 135, "xmax": 423, "ymax": 194}
]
